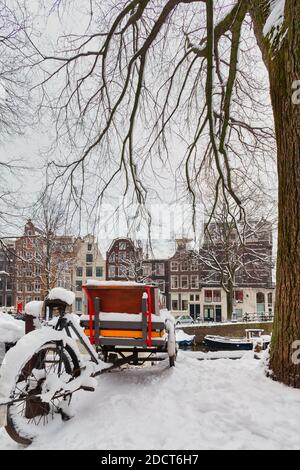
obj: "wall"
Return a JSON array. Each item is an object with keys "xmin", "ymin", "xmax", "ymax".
[{"xmin": 181, "ymin": 321, "xmax": 273, "ymax": 350}]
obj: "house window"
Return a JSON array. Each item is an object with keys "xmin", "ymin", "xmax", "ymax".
[
  {"xmin": 191, "ymin": 275, "xmax": 199, "ymax": 289},
  {"xmin": 171, "ymin": 276, "xmax": 179, "ymax": 289},
  {"xmin": 119, "ymin": 242, "xmax": 127, "ymax": 250},
  {"xmin": 156, "ymin": 280, "xmax": 165, "ymax": 293},
  {"xmin": 195, "ymin": 294, "xmax": 200, "ymax": 301},
  {"xmin": 204, "ymin": 305, "xmax": 214, "ymax": 321},
  {"xmin": 76, "ymin": 280, "xmax": 82, "ymax": 291},
  {"xmin": 181, "ymin": 261, "xmax": 189, "ymax": 271},
  {"xmin": 119, "ymin": 252, "xmax": 127, "ymax": 262},
  {"xmin": 87, "ymin": 244, "xmax": 92, "ymax": 251},
  {"xmin": 75, "ymin": 298, "xmax": 82, "ymax": 311},
  {"xmin": 256, "ymin": 292, "xmax": 265, "ymax": 313},
  {"xmin": 34, "ymin": 296, "xmax": 41, "ymax": 301},
  {"xmin": 96, "ymin": 266, "xmax": 103, "ymax": 277},
  {"xmin": 26, "ymin": 282, "xmax": 33, "ymax": 292},
  {"xmin": 204, "ymin": 290, "xmax": 212, "ymax": 302},
  {"xmin": 108, "ymin": 265, "xmax": 116, "ymax": 278},
  {"xmin": 234, "ymin": 290, "xmax": 243, "ymax": 303},
  {"xmin": 34, "ymin": 281, "xmax": 41, "ymax": 292},
  {"xmin": 109, "ymin": 253, "xmax": 115, "ymax": 263},
  {"xmin": 190, "ymin": 294, "xmax": 194, "ymax": 301},
  {"xmin": 191, "ymin": 260, "xmax": 198, "ymax": 271},
  {"xmin": 182, "ymin": 299, "xmax": 188, "ymax": 311},
  {"xmin": 6, "ymin": 294, "xmax": 12, "ymax": 307},
  {"xmin": 86, "ymin": 254, "xmax": 93, "ymax": 263},
  {"xmin": 0, "ymin": 295, "xmax": 2, "ymax": 307},
  {"xmin": 25, "ymin": 267, "xmax": 32, "ymax": 277},
  {"xmin": 267, "ymin": 292, "xmax": 273, "ymax": 306},
  {"xmin": 170, "ymin": 261, "xmax": 178, "ymax": 271},
  {"xmin": 155, "ymin": 263, "xmax": 165, "ymax": 276},
  {"xmin": 181, "ymin": 275, "xmax": 188, "ymax": 289},
  {"xmin": 213, "ymin": 290, "xmax": 221, "ymax": 302},
  {"xmin": 143, "ymin": 264, "xmax": 152, "ymax": 276},
  {"xmin": 235, "ymin": 308, "xmax": 243, "ymax": 319},
  {"xmin": 76, "ymin": 267, "xmax": 83, "ymax": 277},
  {"xmin": 86, "ymin": 267, "xmax": 93, "ymax": 277},
  {"xmin": 171, "ymin": 299, "xmax": 179, "ymax": 310},
  {"xmin": 118, "ymin": 266, "xmax": 126, "ymax": 278}
]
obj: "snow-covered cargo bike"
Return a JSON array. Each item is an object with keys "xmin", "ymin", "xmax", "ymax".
[
  {"xmin": 0, "ymin": 283, "xmax": 176, "ymax": 446},
  {"xmin": 81, "ymin": 281, "xmax": 176, "ymax": 366}
]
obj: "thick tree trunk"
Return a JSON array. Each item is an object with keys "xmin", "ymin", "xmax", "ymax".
[{"xmin": 251, "ymin": 0, "xmax": 300, "ymax": 386}]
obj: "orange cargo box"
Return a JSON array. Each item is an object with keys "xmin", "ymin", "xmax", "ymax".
[{"xmin": 82, "ymin": 282, "xmax": 159, "ymax": 315}]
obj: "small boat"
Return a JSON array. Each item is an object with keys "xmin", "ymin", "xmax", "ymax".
[
  {"xmin": 204, "ymin": 329, "xmax": 271, "ymax": 351},
  {"xmin": 176, "ymin": 328, "xmax": 195, "ymax": 348}
]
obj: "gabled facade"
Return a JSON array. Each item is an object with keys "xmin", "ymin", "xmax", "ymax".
[
  {"xmin": 15, "ymin": 220, "xmax": 76, "ymax": 309},
  {"xmin": 15, "ymin": 220, "xmax": 46, "ymax": 308},
  {"xmin": 106, "ymin": 238, "xmax": 170, "ymax": 308},
  {"xmin": 73, "ymin": 234, "xmax": 105, "ymax": 313},
  {"xmin": 106, "ymin": 237, "xmax": 142, "ymax": 281}
]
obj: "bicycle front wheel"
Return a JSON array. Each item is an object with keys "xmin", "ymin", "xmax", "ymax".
[{"xmin": 4, "ymin": 341, "xmax": 80, "ymax": 446}]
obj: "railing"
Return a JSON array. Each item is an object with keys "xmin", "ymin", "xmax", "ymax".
[{"xmin": 241, "ymin": 313, "xmax": 274, "ymax": 323}]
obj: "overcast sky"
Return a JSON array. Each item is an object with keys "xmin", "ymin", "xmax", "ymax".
[{"xmin": 0, "ymin": 1, "xmax": 277, "ymax": 258}]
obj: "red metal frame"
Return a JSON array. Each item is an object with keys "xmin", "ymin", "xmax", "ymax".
[
  {"xmin": 82, "ymin": 284, "xmax": 155, "ymax": 347},
  {"xmin": 145, "ymin": 285, "xmax": 153, "ymax": 347},
  {"xmin": 82, "ymin": 285, "xmax": 95, "ymax": 344}
]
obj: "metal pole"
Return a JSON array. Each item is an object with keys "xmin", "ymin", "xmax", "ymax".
[{"xmin": 142, "ymin": 293, "xmax": 148, "ymax": 343}]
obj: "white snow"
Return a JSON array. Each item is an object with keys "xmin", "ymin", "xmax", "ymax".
[
  {"xmin": 166, "ymin": 322, "xmax": 176, "ymax": 357},
  {"xmin": 0, "ymin": 313, "xmax": 25, "ymax": 344},
  {"xmin": 40, "ymin": 364, "xmax": 97, "ymax": 404},
  {"xmin": 24, "ymin": 301, "xmax": 43, "ymax": 318},
  {"xmin": 263, "ymin": 0, "xmax": 286, "ymax": 45},
  {"xmin": 159, "ymin": 309, "xmax": 175, "ymax": 325},
  {"xmin": 175, "ymin": 329, "xmax": 195, "ymax": 343},
  {"xmin": 1, "ymin": 352, "xmax": 300, "ymax": 449},
  {"xmin": 48, "ymin": 288, "xmax": 75, "ymax": 306},
  {"xmin": 85, "ymin": 280, "xmax": 147, "ymax": 287},
  {"xmin": 81, "ymin": 312, "xmax": 163, "ymax": 323}
]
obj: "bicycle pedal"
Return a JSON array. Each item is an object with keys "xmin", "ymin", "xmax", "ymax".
[{"xmin": 59, "ymin": 409, "xmax": 72, "ymax": 421}]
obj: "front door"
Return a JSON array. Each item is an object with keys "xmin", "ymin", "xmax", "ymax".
[
  {"xmin": 204, "ymin": 306, "xmax": 214, "ymax": 322},
  {"xmin": 189, "ymin": 303, "xmax": 200, "ymax": 320},
  {"xmin": 215, "ymin": 305, "xmax": 222, "ymax": 322}
]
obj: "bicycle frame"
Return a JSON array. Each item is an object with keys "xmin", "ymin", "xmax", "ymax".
[{"xmin": 54, "ymin": 313, "xmax": 99, "ymax": 365}]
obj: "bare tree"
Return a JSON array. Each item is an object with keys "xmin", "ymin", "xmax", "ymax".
[
  {"xmin": 196, "ymin": 202, "xmax": 273, "ymax": 319},
  {"xmin": 0, "ymin": 0, "xmax": 36, "ymax": 240},
  {"xmin": 32, "ymin": 192, "xmax": 75, "ymax": 293},
  {"xmin": 30, "ymin": 1, "xmax": 300, "ymax": 387}
]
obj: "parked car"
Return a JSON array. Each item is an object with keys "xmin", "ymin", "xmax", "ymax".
[{"xmin": 175, "ymin": 315, "xmax": 195, "ymax": 325}]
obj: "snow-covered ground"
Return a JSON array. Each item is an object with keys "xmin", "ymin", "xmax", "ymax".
[
  {"xmin": 1, "ymin": 351, "xmax": 300, "ymax": 450},
  {"xmin": 0, "ymin": 312, "xmax": 25, "ymax": 344}
]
